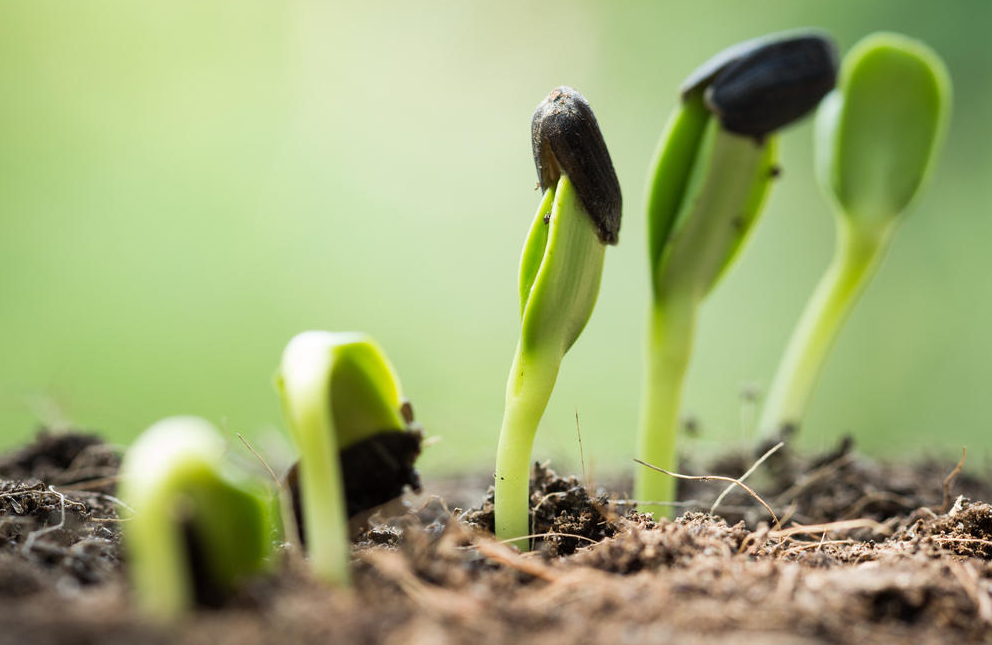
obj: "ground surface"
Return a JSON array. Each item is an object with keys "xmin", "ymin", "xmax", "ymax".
[{"xmin": 1, "ymin": 431, "xmax": 992, "ymax": 645}]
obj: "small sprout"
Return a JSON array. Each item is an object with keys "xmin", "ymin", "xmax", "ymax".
[
  {"xmin": 635, "ymin": 32, "xmax": 837, "ymax": 519},
  {"xmin": 120, "ymin": 416, "xmax": 276, "ymax": 619},
  {"xmin": 759, "ymin": 33, "xmax": 951, "ymax": 436},
  {"xmin": 276, "ymin": 331, "xmax": 422, "ymax": 584},
  {"xmin": 494, "ymin": 86, "xmax": 621, "ymax": 549}
]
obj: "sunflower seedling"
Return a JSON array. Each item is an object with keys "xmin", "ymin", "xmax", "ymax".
[
  {"xmin": 276, "ymin": 331, "xmax": 422, "ymax": 584},
  {"xmin": 494, "ymin": 86, "xmax": 621, "ymax": 549},
  {"xmin": 759, "ymin": 33, "xmax": 951, "ymax": 437},
  {"xmin": 120, "ymin": 416, "xmax": 276, "ymax": 619},
  {"xmin": 635, "ymin": 32, "xmax": 838, "ymax": 518}
]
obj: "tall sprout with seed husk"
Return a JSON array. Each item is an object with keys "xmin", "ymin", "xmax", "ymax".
[
  {"xmin": 759, "ymin": 33, "xmax": 951, "ymax": 438},
  {"xmin": 635, "ymin": 32, "xmax": 838, "ymax": 518},
  {"xmin": 120, "ymin": 416, "xmax": 276, "ymax": 619},
  {"xmin": 276, "ymin": 331, "xmax": 421, "ymax": 584},
  {"xmin": 494, "ymin": 87, "xmax": 621, "ymax": 549}
]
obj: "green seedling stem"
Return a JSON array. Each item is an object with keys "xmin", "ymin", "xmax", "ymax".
[
  {"xmin": 495, "ymin": 177, "xmax": 605, "ymax": 547},
  {"xmin": 120, "ymin": 416, "xmax": 275, "ymax": 619},
  {"xmin": 636, "ymin": 115, "xmax": 778, "ymax": 518},
  {"xmin": 494, "ymin": 87, "xmax": 621, "ymax": 550},
  {"xmin": 759, "ymin": 33, "xmax": 951, "ymax": 437},
  {"xmin": 276, "ymin": 331, "xmax": 409, "ymax": 585},
  {"xmin": 635, "ymin": 33, "xmax": 838, "ymax": 519}
]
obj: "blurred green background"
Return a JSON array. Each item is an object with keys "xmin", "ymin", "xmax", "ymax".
[{"xmin": 1, "ymin": 1, "xmax": 990, "ymax": 475}]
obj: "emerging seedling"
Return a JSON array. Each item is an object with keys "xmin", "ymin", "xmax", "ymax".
[
  {"xmin": 635, "ymin": 32, "xmax": 838, "ymax": 518},
  {"xmin": 276, "ymin": 331, "xmax": 422, "ymax": 584},
  {"xmin": 494, "ymin": 87, "xmax": 621, "ymax": 549},
  {"xmin": 759, "ymin": 33, "xmax": 951, "ymax": 437},
  {"xmin": 120, "ymin": 416, "xmax": 276, "ymax": 619}
]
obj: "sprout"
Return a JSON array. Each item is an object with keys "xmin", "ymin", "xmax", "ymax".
[
  {"xmin": 494, "ymin": 87, "xmax": 621, "ymax": 549},
  {"xmin": 120, "ymin": 416, "xmax": 276, "ymax": 619},
  {"xmin": 276, "ymin": 331, "xmax": 422, "ymax": 584},
  {"xmin": 759, "ymin": 33, "xmax": 951, "ymax": 437},
  {"xmin": 635, "ymin": 32, "xmax": 837, "ymax": 518}
]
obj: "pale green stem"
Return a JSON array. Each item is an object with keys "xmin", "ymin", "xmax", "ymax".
[
  {"xmin": 293, "ymin": 379, "xmax": 351, "ymax": 585},
  {"xmin": 635, "ymin": 126, "xmax": 770, "ymax": 519},
  {"xmin": 130, "ymin": 485, "xmax": 193, "ymax": 619},
  {"xmin": 634, "ymin": 293, "xmax": 696, "ymax": 519},
  {"xmin": 760, "ymin": 216, "xmax": 896, "ymax": 436},
  {"xmin": 494, "ymin": 344, "xmax": 560, "ymax": 550}
]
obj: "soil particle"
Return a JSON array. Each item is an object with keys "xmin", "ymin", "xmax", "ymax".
[
  {"xmin": 3, "ymin": 430, "xmax": 992, "ymax": 645},
  {"xmin": 0, "ymin": 430, "xmax": 120, "ymax": 491},
  {"xmin": 0, "ymin": 478, "xmax": 121, "ymax": 592},
  {"xmin": 679, "ymin": 436, "xmax": 992, "ymax": 530},
  {"xmin": 463, "ymin": 461, "xmax": 638, "ymax": 555}
]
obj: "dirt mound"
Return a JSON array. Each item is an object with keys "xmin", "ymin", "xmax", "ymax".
[{"xmin": 2, "ymin": 431, "xmax": 992, "ymax": 645}]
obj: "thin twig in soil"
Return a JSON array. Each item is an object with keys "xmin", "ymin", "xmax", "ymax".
[
  {"xmin": 358, "ymin": 550, "xmax": 483, "ymax": 619},
  {"xmin": 0, "ymin": 487, "xmax": 86, "ymax": 511},
  {"xmin": 473, "ymin": 539, "xmax": 558, "ymax": 581},
  {"xmin": 68, "ymin": 489, "xmax": 133, "ymax": 515},
  {"xmin": 462, "ymin": 531, "xmax": 600, "ymax": 549},
  {"xmin": 236, "ymin": 432, "xmax": 282, "ymax": 489},
  {"xmin": 633, "ymin": 458, "xmax": 781, "ymax": 529},
  {"xmin": 410, "ymin": 493, "xmax": 454, "ymax": 518},
  {"xmin": 932, "ymin": 536, "xmax": 992, "ymax": 549},
  {"xmin": 948, "ymin": 560, "xmax": 992, "ymax": 624},
  {"xmin": 768, "ymin": 518, "xmax": 891, "ymax": 539},
  {"xmin": 937, "ymin": 447, "xmax": 968, "ymax": 515},
  {"xmin": 710, "ymin": 441, "xmax": 784, "ymax": 515},
  {"xmin": 780, "ymin": 539, "xmax": 853, "ymax": 557},
  {"xmin": 21, "ymin": 485, "xmax": 67, "ymax": 557}
]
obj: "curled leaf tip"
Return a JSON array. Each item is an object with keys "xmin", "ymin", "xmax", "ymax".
[
  {"xmin": 531, "ymin": 86, "xmax": 622, "ymax": 244},
  {"xmin": 681, "ymin": 32, "xmax": 838, "ymax": 137}
]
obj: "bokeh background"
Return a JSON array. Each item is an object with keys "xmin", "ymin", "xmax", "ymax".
[{"xmin": 1, "ymin": 1, "xmax": 990, "ymax": 475}]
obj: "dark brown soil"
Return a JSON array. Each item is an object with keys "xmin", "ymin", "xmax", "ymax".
[{"xmin": 2, "ymin": 431, "xmax": 992, "ymax": 645}]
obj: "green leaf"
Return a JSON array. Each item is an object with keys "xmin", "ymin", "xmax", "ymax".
[
  {"xmin": 815, "ymin": 32, "xmax": 951, "ymax": 226},
  {"xmin": 652, "ymin": 122, "xmax": 775, "ymax": 300},
  {"xmin": 645, "ymin": 95, "xmax": 710, "ymax": 283},
  {"xmin": 704, "ymin": 131, "xmax": 777, "ymax": 295},
  {"xmin": 519, "ymin": 175, "xmax": 605, "ymax": 357},
  {"xmin": 518, "ymin": 186, "xmax": 556, "ymax": 318},
  {"xmin": 278, "ymin": 331, "xmax": 406, "ymax": 451}
]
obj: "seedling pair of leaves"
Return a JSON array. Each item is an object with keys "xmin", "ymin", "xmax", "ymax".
[
  {"xmin": 121, "ymin": 333, "xmax": 422, "ymax": 618},
  {"xmin": 759, "ymin": 33, "xmax": 951, "ymax": 436},
  {"xmin": 494, "ymin": 87, "xmax": 621, "ymax": 548},
  {"xmin": 636, "ymin": 31, "xmax": 951, "ymax": 516},
  {"xmin": 635, "ymin": 32, "xmax": 839, "ymax": 517},
  {"xmin": 120, "ymin": 416, "xmax": 277, "ymax": 619},
  {"xmin": 494, "ymin": 34, "xmax": 839, "ymax": 541},
  {"xmin": 277, "ymin": 331, "xmax": 422, "ymax": 584}
]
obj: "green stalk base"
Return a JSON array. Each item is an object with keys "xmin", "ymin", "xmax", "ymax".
[
  {"xmin": 493, "ymin": 346, "xmax": 559, "ymax": 550},
  {"xmin": 634, "ymin": 297, "xmax": 696, "ymax": 519}
]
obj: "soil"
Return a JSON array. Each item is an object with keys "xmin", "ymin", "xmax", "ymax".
[{"xmin": 2, "ymin": 430, "xmax": 992, "ymax": 645}]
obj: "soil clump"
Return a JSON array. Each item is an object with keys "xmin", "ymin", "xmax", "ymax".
[{"xmin": 1, "ymin": 431, "xmax": 991, "ymax": 645}]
